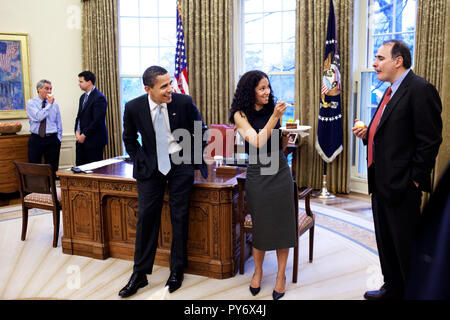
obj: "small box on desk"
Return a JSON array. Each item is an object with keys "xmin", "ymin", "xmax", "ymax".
[{"xmin": 215, "ymin": 165, "xmax": 239, "ymax": 175}]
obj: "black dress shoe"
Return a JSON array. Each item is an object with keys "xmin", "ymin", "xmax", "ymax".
[
  {"xmin": 118, "ymin": 272, "xmax": 148, "ymax": 298},
  {"xmin": 249, "ymin": 273, "xmax": 262, "ymax": 296},
  {"xmin": 272, "ymin": 290, "xmax": 285, "ymax": 300},
  {"xmin": 364, "ymin": 285, "xmax": 400, "ymax": 300},
  {"xmin": 273, "ymin": 275, "xmax": 286, "ymax": 300},
  {"xmin": 166, "ymin": 272, "xmax": 184, "ymax": 293},
  {"xmin": 249, "ymin": 286, "xmax": 260, "ymax": 296}
]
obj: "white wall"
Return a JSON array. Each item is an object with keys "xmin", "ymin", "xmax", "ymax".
[{"xmin": 0, "ymin": 0, "xmax": 82, "ymax": 168}]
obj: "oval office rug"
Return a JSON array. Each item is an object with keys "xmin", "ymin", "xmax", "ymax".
[{"xmin": 0, "ymin": 203, "xmax": 381, "ymax": 300}]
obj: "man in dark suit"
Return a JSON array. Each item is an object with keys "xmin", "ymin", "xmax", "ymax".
[
  {"xmin": 352, "ymin": 40, "xmax": 442, "ymax": 300},
  {"xmin": 74, "ymin": 71, "xmax": 108, "ymax": 166},
  {"xmin": 119, "ymin": 66, "xmax": 208, "ymax": 298}
]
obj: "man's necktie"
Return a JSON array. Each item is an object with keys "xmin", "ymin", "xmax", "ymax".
[
  {"xmin": 82, "ymin": 93, "xmax": 89, "ymax": 110},
  {"xmin": 368, "ymin": 86, "xmax": 392, "ymax": 167},
  {"xmin": 154, "ymin": 105, "xmax": 171, "ymax": 175},
  {"xmin": 38, "ymin": 99, "xmax": 47, "ymax": 138}
]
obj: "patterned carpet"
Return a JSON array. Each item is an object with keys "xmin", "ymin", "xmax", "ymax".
[
  {"xmin": 311, "ymin": 204, "xmax": 378, "ymax": 255},
  {"xmin": 0, "ymin": 202, "xmax": 381, "ymax": 300}
]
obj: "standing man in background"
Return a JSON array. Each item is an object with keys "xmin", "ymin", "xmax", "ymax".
[
  {"xmin": 26, "ymin": 79, "xmax": 63, "ymax": 173},
  {"xmin": 352, "ymin": 40, "xmax": 442, "ymax": 300},
  {"xmin": 74, "ymin": 70, "xmax": 108, "ymax": 166}
]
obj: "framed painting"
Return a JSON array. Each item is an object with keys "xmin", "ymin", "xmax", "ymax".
[{"xmin": 0, "ymin": 33, "xmax": 31, "ymax": 119}]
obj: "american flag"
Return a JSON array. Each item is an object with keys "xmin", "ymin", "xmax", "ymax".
[
  {"xmin": 173, "ymin": 1, "xmax": 189, "ymax": 95},
  {"xmin": 0, "ymin": 41, "xmax": 19, "ymax": 73}
]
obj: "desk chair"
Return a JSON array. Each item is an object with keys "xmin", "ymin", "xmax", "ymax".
[
  {"xmin": 237, "ymin": 173, "xmax": 315, "ymax": 283},
  {"xmin": 13, "ymin": 162, "xmax": 61, "ymax": 247},
  {"xmin": 206, "ymin": 124, "xmax": 237, "ymax": 158}
]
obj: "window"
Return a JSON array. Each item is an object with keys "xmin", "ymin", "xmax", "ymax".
[
  {"xmin": 351, "ymin": 0, "xmax": 417, "ymax": 192},
  {"xmin": 118, "ymin": 0, "xmax": 297, "ymax": 154},
  {"xmin": 238, "ymin": 0, "xmax": 297, "ymax": 124},
  {"xmin": 118, "ymin": 0, "xmax": 177, "ymax": 153},
  {"xmin": 367, "ymin": 0, "xmax": 417, "ymax": 67},
  {"xmin": 119, "ymin": 0, "xmax": 176, "ymax": 78}
]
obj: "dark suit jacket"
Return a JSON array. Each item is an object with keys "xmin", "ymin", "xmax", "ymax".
[
  {"xmin": 74, "ymin": 87, "xmax": 108, "ymax": 149},
  {"xmin": 365, "ymin": 70, "xmax": 442, "ymax": 202},
  {"xmin": 123, "ymin": 93, "xmax": 208, "ymax": 180},
  {"xmin": 406, "ymin": 162, "xmax": 450, "ymax": 299}
]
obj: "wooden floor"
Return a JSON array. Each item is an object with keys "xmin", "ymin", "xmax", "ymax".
[{"xmin": 310, "ymin": 191, "xmax": 373, "ymax": 221}]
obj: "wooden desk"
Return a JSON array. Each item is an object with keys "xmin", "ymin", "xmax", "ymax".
[
  {"xmin": 57, "ymin": 161, "xmax": 245, "ymax": 279},
  {"xmin": 0, "ymin": 134, "xmax": 30, "ymax": 193}
]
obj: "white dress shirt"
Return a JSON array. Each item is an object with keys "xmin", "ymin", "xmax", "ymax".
[
  {"xmin": 26, "ymin": 97, "xmax": 63, "ymax": 141},
  {"xmin": 148, "ymin": 95, "xmax": 182, "ymax": 154},
  {"xmin": 380, "ymin": 69, "xmax": 410, "ymax": 117}
]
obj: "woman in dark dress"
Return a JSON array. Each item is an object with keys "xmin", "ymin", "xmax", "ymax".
[{"xmin": 229, "ymin": 70, "xmax": 296, "ymax": 300}]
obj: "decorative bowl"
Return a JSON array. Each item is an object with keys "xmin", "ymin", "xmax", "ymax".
[{"xmin": 0, "ymin": 123, "xmax": 22, "ymax": 135}]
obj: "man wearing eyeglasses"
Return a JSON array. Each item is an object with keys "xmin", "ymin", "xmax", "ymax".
[{"xmin": 352, "ymin": 40, "xmax": 442, "ymax": 300}]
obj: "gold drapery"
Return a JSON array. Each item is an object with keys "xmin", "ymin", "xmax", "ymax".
[
  {"xmin": 294, "ymin": 0, "xmax": 353, "ymax": 193},
  {"xmin": 415, "ymin": 0, "xmax": 450, "ymax": 188},
  {"xmin": 81, "ymin": 0, "xmax": 122, "ymax": 158},
  {"xmin": 179, "ymin": 0, "xmax": 232, "ymax": 125}
]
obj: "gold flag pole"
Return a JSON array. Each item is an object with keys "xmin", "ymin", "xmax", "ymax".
[{"xmin": 313, "ymin": 161, "xmax": 335, "ymax": 199}]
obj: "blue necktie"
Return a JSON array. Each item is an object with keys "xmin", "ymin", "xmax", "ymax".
[
  {"xmin": 82, "ymin": 93, "xmax": 89, "ymax": 110},
  {"xmin": 154, "ymin": 105, "xmax": 171, "ymax": 175},
  {"xmin": 77, "ymin": 94, "xmax": 89, "ymax": 133}
]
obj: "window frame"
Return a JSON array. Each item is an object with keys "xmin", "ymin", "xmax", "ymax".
[
  {"xmin": 118, "ymin": 0, "xmax": 178, "ymax": 155},
  {"xmin": 232, "ymin": 0, "xmax": 297, "ymax": 123},
  {"xmin": 118, "ymin": 0, "xmax": 177, "ymax": 78}
]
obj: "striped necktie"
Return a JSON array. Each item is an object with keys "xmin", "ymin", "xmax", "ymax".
[{"xmin": 82, "ymin": 93, "xmax": 89, "ymax": 110}]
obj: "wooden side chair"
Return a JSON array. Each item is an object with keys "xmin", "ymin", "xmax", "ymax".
[
  {"xmin": 237, "ymin": 173, "xmax": 251, "ymax": 274},
  {"xmin": 13, "ymin": 162, "xmax": 62, "ymax": 247},
  {"xmin": 293, "ymin": 186, "xmax": 315, "ymax": 283},
  {"xmin": 237, "ymin": 172, "xmax": 315, "ymax": 283}
]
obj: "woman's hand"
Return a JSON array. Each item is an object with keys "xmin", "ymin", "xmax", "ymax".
[{"xmin": 273, "ymin": 101, "xmax": 287, "ymax": 119}]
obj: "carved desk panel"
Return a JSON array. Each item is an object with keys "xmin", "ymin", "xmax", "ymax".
[{"xmin": 57, "ymin": 160, "xmax": 245, "ymax": 279}]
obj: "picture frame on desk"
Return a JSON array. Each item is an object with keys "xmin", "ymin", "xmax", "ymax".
[
  {"xmin": 0, "ymin": 32, "xmax": 31, "ymax": 120},
  {"xmin": 287, "ymin": 133, "xmax": 298, "ymax": 145}
]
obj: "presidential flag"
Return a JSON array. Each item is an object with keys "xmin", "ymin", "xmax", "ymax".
[
  {"xmin": 315, "ymin": 0, "xmax": 343, "ymax": 163},
  {"xmin": 173, "ymin": 1, "xmax": 189, "ymax": 95}
]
